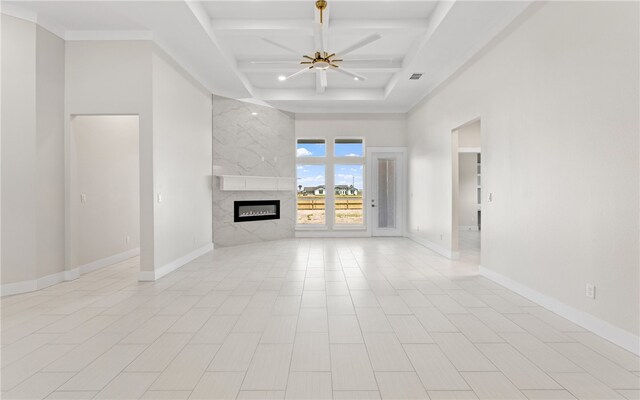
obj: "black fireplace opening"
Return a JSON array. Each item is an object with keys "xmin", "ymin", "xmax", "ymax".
[{"xmin": 234, "ymin": 200, "xmax": 280, "ymax": 222}]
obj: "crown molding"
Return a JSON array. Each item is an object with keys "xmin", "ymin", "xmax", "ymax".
[{"xmin": 1, "ymin": 4, "xmax": 66, "ymax": 39}]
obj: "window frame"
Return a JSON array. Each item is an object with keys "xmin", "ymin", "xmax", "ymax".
[
  {"xmin": 295, "ymin": 136, "xmax": 366, "ymax": 231},
  {"xmin": 333, "ymin": 163, "xmax": 366, "ymax": 228},
  {"xmin": 334, "ymin": 137, "xmax": 365, "ymax": 158},
  {"xmin": 296, "ymin": 138, "xmax": 327, "ymax": 159}
]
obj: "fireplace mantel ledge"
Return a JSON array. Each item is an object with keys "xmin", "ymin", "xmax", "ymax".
[{"xmin": 218, "ymin": 175, "xmax": 295, "ymax": 191}]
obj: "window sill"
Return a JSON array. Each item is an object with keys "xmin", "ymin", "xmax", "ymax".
[
  {"xmin": 332, "ymin": 225, "xmax": 367, "ymax": 231},
  {"xmin": 295, "ymin": 225, "xmax": 328, "ymax": 231}
]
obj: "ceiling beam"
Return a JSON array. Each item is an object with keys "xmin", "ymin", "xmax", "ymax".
[
  {"xmin": 256, "ymin": 88, "xmax": 385, "ymax": 101},
  {"xmin": 184, "ymin": 0, "xmax": 257, "ymax": 98},
  {"xmin": 238, "ymin": 60, "xmax": 402, "ymax": 73},
  {"xmin": 202, "ymin": 0, "xmax": 434, "ymax": 2},
  {"xmin": 331, "ymin": 19, "xmax": 427, "ymax": 32},
  {"xmin": 383, "ymin": 1, "xmax": 456, "ymax": 98},
  {"xmin": 211, "ymin": 19, "xmax": 427, "ymax": 36}
]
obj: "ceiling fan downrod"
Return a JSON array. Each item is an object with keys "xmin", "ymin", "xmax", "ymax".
[{"xmin": 316, "ymin": 0, "xmax": 327, "ymax": 24}]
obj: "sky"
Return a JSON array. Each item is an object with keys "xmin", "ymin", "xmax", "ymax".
[
  {"xmin": 297, "ymin": 164, "xmax": 363, "ymax": 189},
  {"xmin": 296, "ymin": 142, "xmax": 364, "ymax": 190}
]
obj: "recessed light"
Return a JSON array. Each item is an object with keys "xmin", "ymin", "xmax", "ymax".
[
  {"xmin": 354, "ymin": 77, "xmax": 359, "ymax": 81},
  {"xmin": 278, "ymin": 75, "xmax": 286, "ymax": 81},
  {"xmin": 251, "ymin": 112, "xmax": 258, "ymax": 116}
]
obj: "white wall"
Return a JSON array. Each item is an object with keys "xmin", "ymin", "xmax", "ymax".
[
  {"xmin": 70, "ymin": 116, "xmax": 139, "ymax": 267},
  {"xmin": 458, "ymin": 153, "xmax": 478, "ymax": 229},
  {"xmin": 151, "ymin": 49, "xmax": 213, "ymax": 270},
  {"xmin": 407, "ymin": 1, "xmax": 639, "ymax": 348},
  {"xmin": 1, "ymin": 15, "xmax": 65, "ymax": 290},
  {"xmin": 1, "ymin": 15, "xmax": 37, "ymax": 285},
  {"xmin": 458, "ymin": 121, "xmax": 481, "ymax": 148},
  {"xmin": 66, "ymin": 42, "xmax": 213, "ymax": 279},
  {"xmin": 65, "ymin": 40, "xmax": 155, "ymax": 273},
  {"xmin": 295, "ymin": 114, "xmax": 407, "ymax": 147},
  {"xmin": 35, "ymin": 25, "xmax": 66, "ymax": 280}
]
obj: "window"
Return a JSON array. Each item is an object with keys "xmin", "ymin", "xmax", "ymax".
[
  {"xmin": 334, "ymin": 164, "xmax": 364, "ymax": 225},
  {"xmin": 335, "ymin": 138, "xmax": 363, "ymax": 157},
  {"xmin": 297, "ymin": 139, "xmax": 326, "ymax": 157},
  {"xmin": 296, "ymin": 137, "xmax": 365, "ymax": 229},
  {"xmin": 296, "ymin": 164, "xmax": 326, "ymax": 225}
]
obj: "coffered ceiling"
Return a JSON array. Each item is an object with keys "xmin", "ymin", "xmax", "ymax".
[{"xmin": 3, "ymin": 0, "xmax": 533, "ymax": 113}]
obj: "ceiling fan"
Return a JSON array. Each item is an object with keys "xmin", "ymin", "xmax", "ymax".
[{"xmin": 251, "ymin": 0, "xmax": 386, "ymax": 93}]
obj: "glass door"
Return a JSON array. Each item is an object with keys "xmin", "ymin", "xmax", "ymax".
[{"xmin": 369, "ymin": 151, "xmax": 404, "ymax": 236}]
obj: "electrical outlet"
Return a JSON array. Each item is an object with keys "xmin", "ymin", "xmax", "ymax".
[
  {"xmin": 440, "ymin": 234, "xmax": 443, "ymax": 241},
  {"xmin": 126, "ymin": 235, "xmax": 130, "ymax": 244},
  {"xmin": 80, "ymin": 194, "xmax": 87, "ymax": 204},
  {"xmin": 157, "ymin": 193, "xmax": 162, "ymax": 203},
  {"xmin": 585, "ymin": 283, "xmax": 596, "ymax": 299}
]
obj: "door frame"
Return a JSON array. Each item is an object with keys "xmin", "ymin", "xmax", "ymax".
[{"xmin": 366, "ymin": 147, "xmax": 407, "ymax": 237}]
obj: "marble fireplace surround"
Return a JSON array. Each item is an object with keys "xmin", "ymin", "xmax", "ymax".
[{"xmin": 212, "ymin": 95, "xmax": 295, "ymax": 247}]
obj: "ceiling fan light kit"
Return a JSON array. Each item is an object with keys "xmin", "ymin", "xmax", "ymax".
[{"xmin": 255, "ymin": 0, "xmax": 385, "ymax": 92}]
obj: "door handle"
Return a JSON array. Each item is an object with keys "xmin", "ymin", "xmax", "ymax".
[{"xmin": 371, "ymin": 204, "xmax": 376, "ymax": 207}]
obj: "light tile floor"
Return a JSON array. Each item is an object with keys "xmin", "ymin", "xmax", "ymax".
[{"xmin": 1, "ymin": 236, "xmax": 639, "ymax": 399}]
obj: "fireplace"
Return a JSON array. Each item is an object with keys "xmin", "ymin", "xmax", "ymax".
[{"xmin": 234, "ymin": 200, "xmax": 280, "ymax": 222}]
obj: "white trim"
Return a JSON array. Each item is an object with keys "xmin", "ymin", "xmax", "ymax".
[
  {"xmin": 479, "ymin": 265, "xmax": 640, "ymax": 356},
  {"xmin": 458, "ymin": 147, "xmax": 481, "ymax": 153},
  {"xmin": 2, "ymin": 5, "xmax": 37, "ymax": 24},
  {"xmin": 295, "ymin": 225, "xmax": 328, "ymax": 231},
  {"xmin": 1, "ymin": 271, "xmax": 65, "ymax": 297},
  {"xmin": 296, "ymin": 230, "xmax": 370, "ymax": 238},
  {"xmin": 218, "ymin": 175, "xmax": 295, "ymax": 191},
  {"xmin": 2, "ymin": 5, "xmax": 66, "ymax": 39},
  {"xmin": 459, "ymin": 225, "xmax": 479, "ymax": 231},
  {"xmin": 66, "ymin": 248, "xmax": 140, "ymax": 280},
  {"xmin": 406, "ymin": 231, "xmax": 459, "ymax": 260},
  {"xmin": 65, "ymin": 269, "xmax": 80, "ymax": 281},
  {"xmin": 1, "ymin": 248, "xmax": 141, "ymax": 296},
  {"xmin": 332, "ymin": 225, "xmax": 367, "ymax": 231},
  {"xmin": 138, "ymin": 243, "xmax": 214, "ymax": 281}
]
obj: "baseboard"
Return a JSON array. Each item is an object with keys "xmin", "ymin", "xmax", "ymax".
[
  {"xmin": 1, "ymin": 247, "xmax": 141, "ymax": 297},
  {"xmin": 479, "ymin": 265, "xmax": 640, "ymax": 356},
  {"xmin": 406, "ymin": 232, "xmax": 459, "ymax": 259},
  {"xmin": 1, "ymin": 270, "xmax": 66, "ymax": 297},
  {"xmin": 138, "ymin": 243, "xmax": 214, "ymax": 282},
  {"xmin": 459, "ymin": 225, "xmax": 479, "ymax": 231},
  {"xmin": 66, "ymin": 247, "xmax": 141, "ymax": 280}
]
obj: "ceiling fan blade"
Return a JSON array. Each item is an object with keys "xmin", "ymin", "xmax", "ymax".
[
  {"xmin": 284, "ymin": 66, "xmax": 313, "ymax": 81},
  {"xmin": 262, "ymin": 38, "xmax": 301, "ymax": 55},
  {"xmin": 314, "ymin": 22, "xmax": 327, "ymax": 53},
  {"xmin": 249, "ymin": 60, "xmax": 303, "ymax": 64},
  {"xmin": 316, "ymin": 70, "xmax": 327, "ymax": 93},
  {"xmin": 331, "ymin": 66, "xmax": 367, "ymax": 81},
  {"xmin": 336, "ymin": 34, "xmax": 382, "ymax": 57}
]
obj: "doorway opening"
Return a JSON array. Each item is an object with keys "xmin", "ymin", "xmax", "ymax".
[
  {"xmin": 69, "ymin": 115, "xmax": 140, "ymax": 276},
  {"xmin": 452, "ymin": 119, "xmax": 481, "ymax": 264}
]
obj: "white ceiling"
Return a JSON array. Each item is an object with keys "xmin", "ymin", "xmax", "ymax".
[{"xmin": 3, "ymin": 0, "xmax": 533, "ymax": 113}]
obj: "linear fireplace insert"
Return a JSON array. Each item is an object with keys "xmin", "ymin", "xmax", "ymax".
[{"xmin": 234, "ymin": 200, "xmax": 280, "ymax": 222}]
